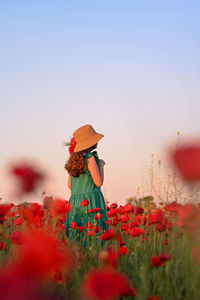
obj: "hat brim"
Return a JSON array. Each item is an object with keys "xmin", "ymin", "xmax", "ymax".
[{"xmin": 74, "ymin": 133, "xmax": 104, "ymax": 152}]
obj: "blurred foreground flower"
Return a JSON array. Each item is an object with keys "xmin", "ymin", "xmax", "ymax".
[
  {"xmin": 11, "ymin": 163, "xmax": 44, "ymax": 194},
  {"xmin": 172, "ymin": 143, "xmax": 200, "ymax": 181},
  {"xmin": 81, "ymin": 269, "xmax": 137, "ymax": 300}
]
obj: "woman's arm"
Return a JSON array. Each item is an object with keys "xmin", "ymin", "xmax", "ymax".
[
  {"xmin": 87, "ymin": 156, "xmax": 105, "ymax": 187},
  {"xmin": 68, "ymin": 175, "xmax": 71, "ymax": 189}
]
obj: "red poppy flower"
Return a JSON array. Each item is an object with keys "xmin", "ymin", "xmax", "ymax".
[
  {"xmin": 110, "ymin": 203, "xmax": 118, "ymax": 209},
  {"xmin": 85, "ymin": 222, "xmax": 93, "ymax": 230},
  {"xmin": 120, "ymin": 203, "xmax": 134, "ymax": 214},
  {"xmin": 80, "ymin": 199, "xmax": 89, "ymax": 206},
  {"xmin": 13, "ymin": 218, "xmax": 24, "ymax": 226},
  {"xmin": 95, "ymin": 226, "xmax": 100, "ymax": 233},
  {"xmin": 70, "ymin": 222, "xmax": 77, "ymax": 229},
  {"xmin": 78, "ymin": 226, "xmax": 84, "ymax": 232},
  {"xmin": 151, "ymin": 252, "xmax": 171, "ymax": 267},
  {"xmin": 94, "ymin": 213, "xmax": 103, "ymax": 220},
  {"xmin": 11, "ymin": 164, "xmax": 44, "ymax": 194},
  {"xmin": 107, "ymin": 208, "xmax": 118, "ymax": 217},
  {"xmin": 11, "ymin": 231, "xmax": 24, "ymax": 245},
  {"xmin": 0, "ymin": 205, "xmax": 10, "ymax": 224},
  {"xmin": 148, "ymin": 296, "xmax": 161, "ymax": 300},
  {"xmin": 99, "ymin": 246, "xmax": 118, "ymax": 270},
  {"xmin": 16, "ymin": 230, "xmax": 72, "ymax": 280},
  {"xmin": 148, "ymin": 209, "xmax": 165, "ymax": 225},
  {"xmin": 94, "ymin": 207, "xmax": 100, "ymax": 212},
  {"xmin": 87, "ymin": 231, "xmax": 96, "ymax": 236},
  {"xmin": 69, "ymin": 137, "xmax": 76, "ymax": 155},
  {"xmin": 134, "ymin": 206, "xmax": 144, "ymax": 215},
  {"xmin": 130, "ymin": 227, "xmax": 145, "ymax": 237},
  {"xmin": 172, "ymin": 143, "xmax": 200, "ymax": 181},
  {"xmin": 52, "ymin": 198, "xmax": 71, "ymax": 214},
  {"xmin": 82, "ymin": 269, "xmax": 137, "ymax": 300},
  {"xmin": 118, "ymin": 246, "xmax": 129, "ymax": 256}
]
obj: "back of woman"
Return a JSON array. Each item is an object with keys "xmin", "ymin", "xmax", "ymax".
[{"xmin": 64, "ymin": 125, "xmax": 108, "ymax": 244}]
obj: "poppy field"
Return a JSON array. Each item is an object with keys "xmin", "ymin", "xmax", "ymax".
[{"xmin": 1, "ymin": 143, "xmax": 200, "ymax": 300}]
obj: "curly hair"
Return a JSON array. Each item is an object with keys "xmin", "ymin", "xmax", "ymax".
[{"xmin": 65, "ymin": 144, "xmax": 97, "ymax": 177}]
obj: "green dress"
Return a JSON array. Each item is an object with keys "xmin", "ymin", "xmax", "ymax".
[{"xmin": 65, "ymin": 151, "xmax": 108, "ymax": 244}]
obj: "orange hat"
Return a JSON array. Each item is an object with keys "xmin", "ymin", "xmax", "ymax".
[{"xmin": 73, "ymin": 124, "xmax": 104, "ymax": 152}]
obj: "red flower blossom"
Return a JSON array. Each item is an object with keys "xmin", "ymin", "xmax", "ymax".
[
  {"xmin": 52, "ymin": 198, "xmax": 71, "ymax": 214},
  {"xmin": 11, "ymin": 164, "xmax": 44, "ymax": 194},
  {"xmin": 130, "ymin": 227, "xmax": 145, "ymax": 237},
  {"xmin": 78, "ymin": 226, "xmax": 84, "ymax": 232},
  {"xmin": 94, "ymin": 207, "xmax": 100, "ymax": 212},
  {"xmin": 85, "ymin": 222, "xmax": 93, "ymax": 230},
  {"xmin": 107, "ymin": 208, "xmax": 118, "ymax": 217},
  {"xmin": 94, "ymin": 213, "xmax": 103, "ymax": 220},
  {"xmin": 172, "ymin": 144, "xmax": 200, "ymax": 181},
  {"xmin": 16, "ymin": 230, "xmax": 72, "ymax": 280},
  {"xmin": 69, "ymin": 137, "xmax": 76, "ymax": 155},
  {"xmin": 100, "ymin": 228, "xmax": 123, "ymax": 244},
  {"xmin": 13, "ymin": 218, "xmax": 24, "ymax": 226},
  {"xmin": 82, "ymin": 269, "xmax": 137, "ymax": 300},
  {"xmin": 164, "ymin": 201, "xmax": 181, "ymax": 213},
  {"xmin": 120, "ymin": 203, "xmax": 134, "ymax": 214},
  {"xmin": 134, "ymin": 206, "xmax": 144, "ymax": 215},
  {"xmin": 11, "ymin": 231, "xmax": 24, "ymax": 245},
  {"xmin": 151, "ymin": 252, "xmax": 171, "ymax": 267},
  {"xmin": 87, "ymin": 231, "xmax": 96, "ymax": 236},
  {"xmin": 80, "ymin": 199, "xmax": 89, "ymax": 206},
  {"xmin": 99, "ymin": 246, "xmax": 118, "ymax": 270},
  {"xmin": 148, "ymin": 296, "xmax": 161, "ymax": 300},
  {"xmin": 110, "ymin": 203, "xmax": 118, "ymax": 209},
  {"xmin": 118, "ymin": 246, "xmax": 129, "ymax": 256},
  {"xmin": 95, "ymin": 226, "xmax": 100, "ymax": 233},
  {"xmin": 148, "ymin": 209, "xmax": 165, "ymax": 225},
  {"xmin": 70, "ymin": 222, "xmax": 77, "ymax": 229},
  {"xmin": 0, "ymin": 205, "xmax": 10, "ymax": 224}
]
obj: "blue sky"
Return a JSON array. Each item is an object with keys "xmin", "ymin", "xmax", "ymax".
[{"xmin": 1, "ymin": 0, "xmax": 200, "ymax": 203}]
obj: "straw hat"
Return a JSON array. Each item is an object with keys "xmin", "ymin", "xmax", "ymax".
[{"xmin": 73, "ymin": 124, "xmax": 104, "ymax": 152}]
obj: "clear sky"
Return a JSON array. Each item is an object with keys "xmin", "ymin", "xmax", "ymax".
[{"xmin": 1, "ymin": 1, "xmax": 200, "ymax": 204}]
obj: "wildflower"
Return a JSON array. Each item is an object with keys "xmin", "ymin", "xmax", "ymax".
[
  {"xmin": 148, "ymin": 296, "xmax": 161, "ymax": 300},
  {"xmin": 78, "ymin": 226, "xmax": 84, "ymax": 232},
  {"xmin": 94, "ymin": 213, "xmax": 103, "ymax": 220},
  {"xmin": 0, "ymin": 205, "xmax": 10, "ymax": 224},
  {"xmin": 95, "ymin": 226, "xmax": 100, "ymax": 233},
  {"xmin": 11, "ymin": 231, "xmax": 24, "ymax": 245},
  {"xmin": 130, "ymin": 227, "xmax": 145, "ymax": 237},
  {"xmin": 110, "ymin": 203, "xmax": 118, "ymax": 209},
  {"xmin": 13, "ymin": 218, "xmax": 24, "ymax": 226},
  {"xmin": 118, "ymin": 246, "xmax": 129, "ymax": 256},
  {"xmin": 134, "ymin": 206, "xmax": 144, "ymax": 215},
  {"xmin": 148, "ymin": 209, "xmax": 165, "ymax": 225},
  {"xmin": 80, "ymin": 199, "xmax": 89, "ymax": 206},
  {"xmin": 172, "ymin": 144, "xmax": 200, "ymax": 181},
  {"xmin": 17, "ymin": 230, "xmax": 73, "ymax": 281},
  {"xmin": 85, "ymin": 222, "xmax": 93, "ymax": 230},
  {"xmin": 151, "ymin": 253, "xmax": 171, "ymax": 267},
  {"xmin": 52, "ymin": 198, "xmax": 71, "ymax": 214},
  {"xmin": 82, "ymin": 269, "xmax": 137, "ymax": 300},
  {"xmin": 69, "ymin": 137, "xmax": 76, "ymax": 154},
  {"xmin": 99, "ymin": 246, "xmax": 118, "ymax": 270},
  {"xmin": 120, "ymin": 203, "xmax": 133, "ymax": 214},
  {"xmin": 70, "ymin": 222, "xmax": 77, "ymax": 229},
  {"xmin": 11, "ymin": 164, "xmax": 44, "ymax": 194}
]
